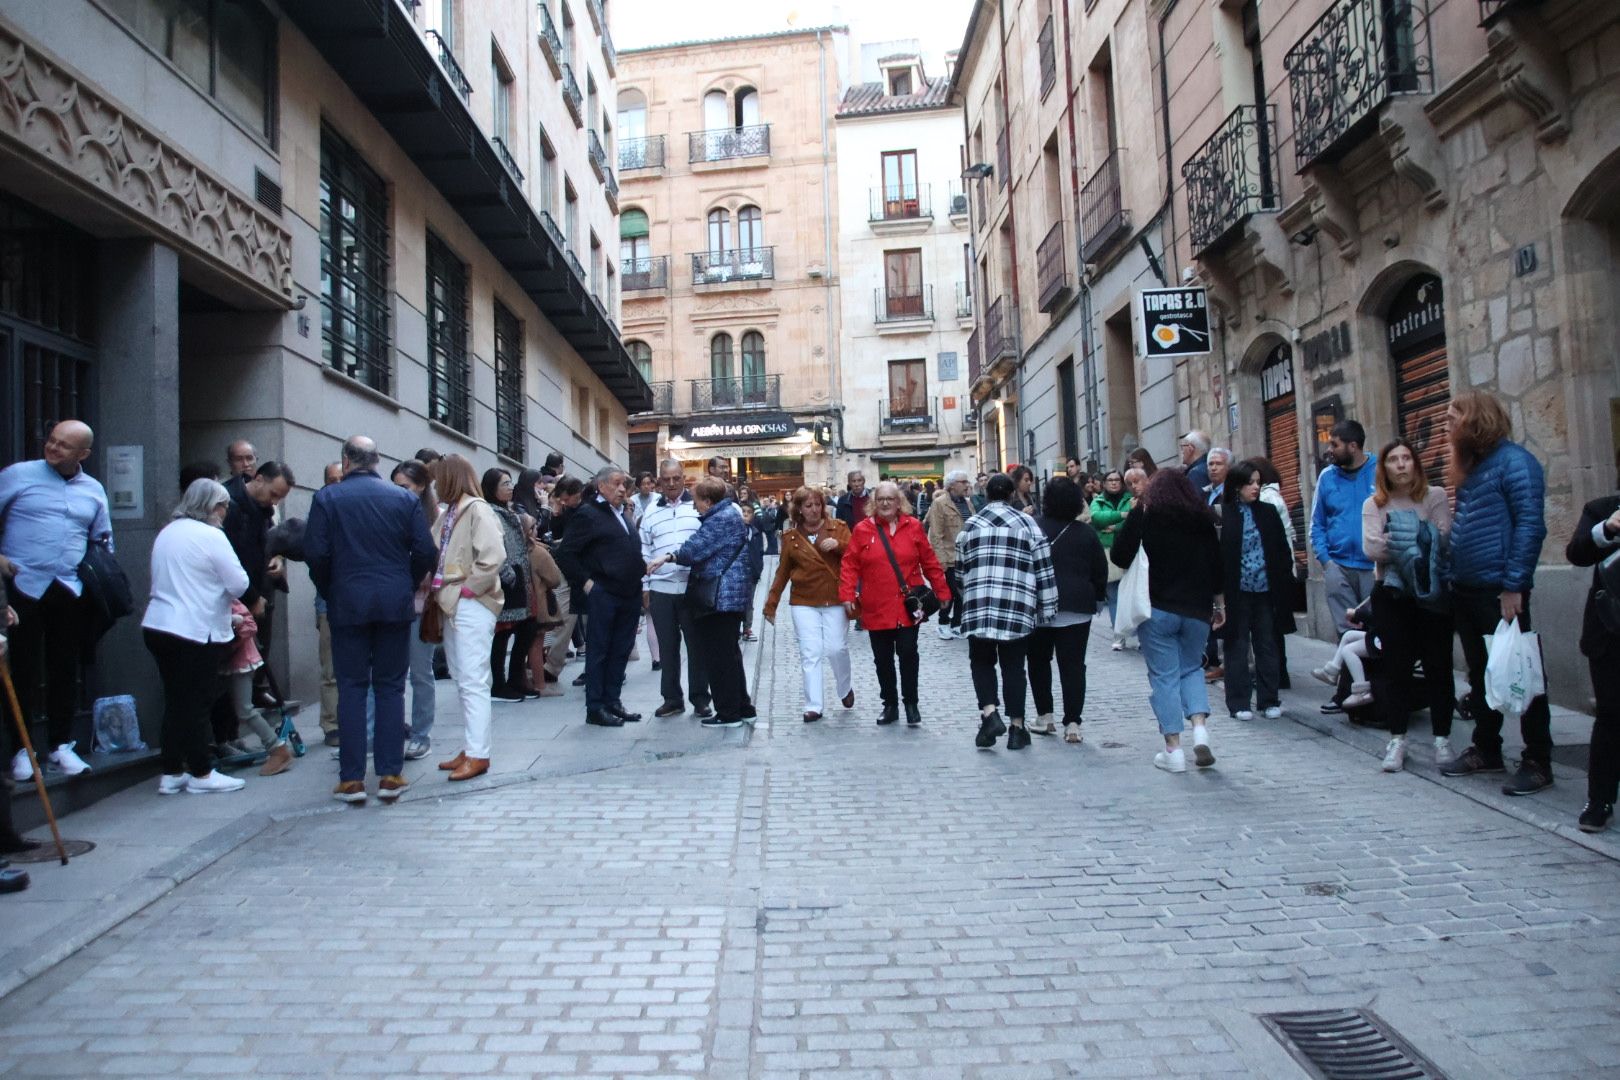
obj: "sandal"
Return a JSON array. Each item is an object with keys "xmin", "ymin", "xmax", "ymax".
[{"xmin": 1063, "ymin": 722, "xmax": 1082, "ymax": 745}]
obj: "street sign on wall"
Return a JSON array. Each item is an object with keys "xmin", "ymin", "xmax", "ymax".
[{"xmin": 1137, "ymin": 287, "xmax": 1212, "ymax": 358}]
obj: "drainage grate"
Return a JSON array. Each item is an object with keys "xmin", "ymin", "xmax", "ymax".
[
  {"xmin": 6, "ymin": 839, "xmax": 96, "ymax": 863},
  {"xmin": 1262, "ymin": 1009, "xmax": 1446, "ymax": 1080}
]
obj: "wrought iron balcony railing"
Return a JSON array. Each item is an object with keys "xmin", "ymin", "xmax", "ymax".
[
  {"xmin": 1182, "ymin": 104, "xmax": 1280, "ymax": 255},
  {"xmin": 1036, "ymin": 221, "xmax": 1071, "ymax": 313},
  {"xmin": 1038, "ymin": 15, "xmax": 1057, "ymax": 97},
  {"xmin": 604, "ymin": 167, "xmax": 618, "ymax": 211},
  {"xmin": 561, "ymin": 64, "xmax": 584, "ymax": 127},
  {"xmin": 955, "ymin": 281, "xmax": 973, "ymax": 319},
  {"xmin": 996, "ymin": 127, "xmax": 1010, "ymax": 190},
  {"xmin": 984, "ymin": 295, "xmax": 1019, "ymax": 366},
  {"xmin": 875, "ymin": 286, "xmax": 934, "ymax": 323},
  {"xmin": 565, "ymin": 247, "xmax": 585, "ymax": 280},
  {"xmin": 870, "ymin": 184, "xmax": 932, "ymax": 222},
  {"xmin": 881, "ymin": 397, "xmax": 940, "ymax": 436},
  {"xmin": 691, "ymin": 247, "xmax": 775, "ymax": 285},
  {"xmin": 1284, "ymin": 0, "xmax": 1433, "ymax": 170},
  {"xmin": 688, "ymin": 124, "xmax": 772, "ymax": 164},
  {"xmin": 967, "ymin": 327, "xmax": 982, "ymax": 383},
  {"xmin": 636, "ymin": 380, "xmax": 674, "ymax": 416},
  {"xmin": 622, "ymin": 255, "xmax": 668, "ymax": 292},
  {"xmin": 424, "ymin": 29, "xmax": 470, "ymax": 103},
  {"xmin": 539, "ymin": 210, "xmax": 564, "ymax": 248},
  {"xmin": 947, "ymin": 180, "xmax": 970, "ymax": 219},
  {"xmin": 619, "ymin": 135, "xmax": 666, "ymax": 171},
  {"xmin": 1080, "ymin": 150, "xmax": 1129, "ymax": 260},
  {"xmin": 690, "ymin": 374, "xmax": 781, "ymax": 411},
  {"xmin": 588, "ymin": 130, "xmax": 607, "ymax": 179},
  {"xmin": 491, "ymin": 136, "xmax": 524, "ymax": 183},
  {"xmin": 600, "ymin": 20, "xmax": 617, "ymax": 73},
  {"xmin": 536, "ymin": 3, "xmax": 562, "ymax": 77}
]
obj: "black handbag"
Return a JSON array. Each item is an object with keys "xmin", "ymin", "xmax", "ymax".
[
  {"xmin": 685, "ymin": 534, "xmax": 748, "ymax": 619},
  {"xmin": 78, "ymin": 538, "xmax": 134, "ymax": 626},
  {"xmin": 875, "ymin": 524, "xmax": 940, "ymax": 624}
]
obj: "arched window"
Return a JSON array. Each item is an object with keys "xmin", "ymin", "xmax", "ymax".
[
  {"xmin": 740, "ymin": 331, "xmax": 766, "ymax": 403},
  {"xmin": 620, "ymin": 207, "xmax": 650, "ymax": 267},
  {"xmin": 706, "ymin": 208, "xmax": 730, "ymax": 254},
  {"xmin": 703, "ymin": 89, "xmax": 729, "ymax": 130},
  {"xmin": 710, "ymin": 333, "xmax": 735, "ymax": 405},
  {"xmin": 616, "ymin": 88, "xmax": 647, "ymax": 139},
  {"xmin": 735, "ymin": 86, "xmax": 760, "ymax": 128},
  {"xmin": 737, "ymin": 205, "xmax": 763, "ymax": 255},
  {"xmin": 627, "ymin": 339, "xmax": 652, "ymax": 382}
]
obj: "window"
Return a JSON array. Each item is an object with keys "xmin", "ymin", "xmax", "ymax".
[
  {"xmin": 617, "ymin": 89, "xmax": 647, "ymax": 140},
  {"xmin": 425, "ymin": 232, "xmax": 470, "ymax": 432},
  {"xmin": 105, "ymin": 0, "xmax": 276, "ymax": 140},
  {"xmin": 884, "ymin": 249, "xmax": 924, "ymax": 317},
  {"xmin": 565, "ymin": 181, "xmax": 579, "ymax": 249},
  {"xmin": 590, "ymin": 233, "xmax": 603, "ymax": 297},
  {"xmin": 319, "ymin": 125, "xmax": 391, "ymax": 392},
  {"xmin": 538, "ymin": 127, "xmax": 557, "ymax": 217},
  {"xmin": 880, "ymin": 150, "xmax": 919, "ymax": 216},
  {"xmin": 423, "ymin": 0, "xmax": 455, "ymax": 52},
  {"xmin": 492, "ymin": 43, "xmax": 515, "ymax": 144},
  {"xmin": 493, "ymin": 300, "xmax": 524, "ymax": 461},
  {"xmin": 888, "ymin": 359, "xmax": 927, "ymax": 417},
  {"xmin": 587, "ymin": 74, "xmax": 599, "ymax": 134},
  {"xmin": 735, "ymin": 86, "xmax": 760, "ymax": 128},
  {"xmin": 704, "ymin": 89, "xmax": 729, "ymax": 130},
  {"xmin": 740, "ymin": 331, "xmax": 766, "ymax": 402},
  {"xmin": 620, "ymin": 208, "xmax": 650, "ymax": 265},
  {"xmin": 737, "ymin": 206, "xmax": 763, "ymax": 255},
  {"xmin": 596, "ymin": 405, "xmax": 610, "ymax": 451},
  {"xmin": 575, "ymin": 383, "xmax": 590, "ymax": 431},
  {"xmin": 560, "ymin": 2, "xmax": 575, "ymax": 66},
  {"xmin": 887, "ymin": 69, "xmax": 913, "ymax": 97},
  {"xmin": 710, "ymin": 333, "xmax": 734, "ymax": 380},
  {"xmin": 627, "ymin": 339, "xmax": 652, "ymax": 381},
  {"xmin": 707, "ymin": 208, "xmax": 730, "ymax": 254}
]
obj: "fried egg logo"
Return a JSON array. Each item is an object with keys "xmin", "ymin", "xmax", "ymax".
[{"xmin": 1152, "ymin": 325, "xmax": 1181, "ymax": 348}]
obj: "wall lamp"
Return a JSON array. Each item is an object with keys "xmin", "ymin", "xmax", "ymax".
[
  {"xmin": 1289, "ymin": 224, "xmax": 1320, "ymax": 247},
  {"xmin": 961, "ymin": 163, "xmax": 994, "ymax": 180}
]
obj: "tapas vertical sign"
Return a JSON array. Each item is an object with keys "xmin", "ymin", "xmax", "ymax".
[{"xmin": 1138, "ymin": 287, "xmax": 1212, "ymax": 358}]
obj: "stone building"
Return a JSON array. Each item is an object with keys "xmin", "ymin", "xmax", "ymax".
[
  {"xmin": 832, "ymin": 43, "xmax": 978, "ymax": 487},
  {"xmin": 616, "ymin": 28, "xmax": 849, "ymax": 497},
  {"xmin": 0, "ymin": 0, "xmax": 641, "ymax": 754}
]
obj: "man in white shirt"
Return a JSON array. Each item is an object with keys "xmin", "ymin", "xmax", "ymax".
[{"xmin": 640, "ymin": 460, "xmax": 709, "ymax": 718}]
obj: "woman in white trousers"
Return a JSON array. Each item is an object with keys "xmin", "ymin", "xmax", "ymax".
[{"xmin": 763, "ymin": 487, "xmax": 855, "ymax": 722}]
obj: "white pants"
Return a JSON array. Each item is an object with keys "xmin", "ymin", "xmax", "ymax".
[
  {"xmin": 792, "ymin": 604, "xmax": 852, "ymax": 713},
  {"xmin": 443, "ymin": 600, "xmax": 497, "ymax": 759}
]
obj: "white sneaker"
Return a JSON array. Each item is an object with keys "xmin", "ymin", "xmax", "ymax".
[
  {"xmin": 1191, "ymin": 725, "xmax": 1215, "ymax": 768},
  {"xmin": 49, "ymin": 742, "xmax": 90, "ymax": 776},
  {"xmin": 157, "ymin": 773, "xmax": 187, "ymax": 795},
  {"xmin": 938, "ymin": 625, "xmax": 953, "ymax": 640},
  {"xmin": 10, "ymin": 749, "xmax": 33, "ymax": 782},
  {"xmin": 1262, "ymin": 706, "xmax": 1283, "ymax": 719},
  {"xmin": 1381, "ymin": 736, "xmax": 1408, "ymax": 773},
  {"xmin": 1111, "ymin": 640, "xmax": 1125, "ymax": 651},
  {"xmin": 1433, "ymin": 736, "xmax": 1456, "ymax": 767},
  {"xmin": 1234, "ymin": 710, "xmax": 1255, "ymax": 722},
  {"xmin": 185, "ymin": 770, "xmax": 246, "ymax": 794},
  {"xmin": 1154, "ymin": 748, "xmax": 1186, "ymax": 773}
]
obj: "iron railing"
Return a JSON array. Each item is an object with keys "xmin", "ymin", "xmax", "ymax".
[
  {"xmin": 424, "ymin": 29, "xmax": 470, "ymax": 102},
  {"xmin": 1036, "ymin": 221, "xmax": 1071, "ymax": 313},
  {"xmin": 565, "ymin": 247, "xmax": 585, "ymax": 280},
  {"xmin": 947, "ymin": 180, "xmax": 970, "ymax": 218},
  {"xmin": 619, "ymin": 135, "xmax": 666, "ymax": 171},
  {"xmin": 996, "ymin": 127, "xmax": 1010, "ymax": 190},
  {"xmin": 536, "ymin": 3, "xmax": 562, "ymax": 77},
  {"xmin": 561, "ymin": 64, "xmax": 584, "ymax": 126},
  {"xmin": 691, "ymin": 246, "xmax": 775, "ymax": 285},
  {"xmin": 588, "ymin": 130, "xmax": 607, "ymax": 179},
  {"xmin": 1182, "ymin": 104, "xmax": 1280, "ymax": 254},
  {"xmin": 967, "ymin": 327, "xmax": 982, "ymax": 383},
  {"xmin": 600, "ymin": 20, "xmax": 617, "ymax": 73},
  {"xmin": 604, "ymin": 167, "xmax": 618, "ymax": 211},
  {"xmin": 875, "ymin": 286, "xmax": 934, "ymax": 323},
  {"xmin": 690, "ymin": 374, "xmax": 781, "ymax": 411},
  {"xmin": 955, "ymin": 281, "xmax": 973, "ymax": 319},
  {"xmin": 881, "ymin": 397, "xmax": 939, "ymax": 435},
  {"xmin": 622, "ymin": 255, "xmax": 668, "ymax": 291},
  {"xmin": 1081, "ymin": 150, "xmax": 1128, "ymax": 259},
  {"xmin": 984, "ymin": 295, "xmax": 1019, "ymax": 365},
  {"xmin": 1284, "ymin": 0, "xmax": 1433, "ymax": 170},
  {"xmin": 870, "ymin": 184, "xmax": 932, "ymax": 222},
  {"xmin": 539, "ymin": 210, "xmax": 564, "ymax": 248},
  {"xmin": 1038, "ymin": 15, "xmax": 1057, "ymax": 97},
  {"xmin": 491, "ymin": 136, "xmax": 524, "ymax": 183},
  {"xmin": 688, "ymin": 124, "xmax": 772, "ymax": 163},
  {"xmin": 637, "ymin": 381, "xmax": 674, "ymax": 415}
]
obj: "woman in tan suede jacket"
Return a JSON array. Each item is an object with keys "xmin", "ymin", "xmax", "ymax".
[
  {"xmin": 428, "ymin": 455, "xmax": 505, "ymax": 781},
  {"xmin": 764, "ymin": 487, "xmax": 854, "ymax": 723}
]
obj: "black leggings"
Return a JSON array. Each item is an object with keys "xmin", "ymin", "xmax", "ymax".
[
  {"xmin": 969, "ymin": 635, "xmax": 1029, "ymax": 720},
  {"xmin": 1026, "ymin": 622, "xmax": 1091, "ymax": 723},
  {"xmin": 144, "ymin": 630, "xmax": 227, "ymax": 777},
  {"xmin": 943, "ymin": 568, "xmax": 964, "ymax": 628},
  {"xmin": 868, "ymin": 626, "xmax": 920, "ymax": 707},
  {"xmin": 491, "ymin": 619, "xmax": 539, "ymax": 695},
  {"xmin": 694, "ymin": 611, "xmax": 747, "ymax": 720},
  {"xmin": 1371, "ymin": 585, "xmax": 1454, "ymax": 737}
]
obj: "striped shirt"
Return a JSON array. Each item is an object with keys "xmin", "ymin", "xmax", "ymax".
[{"xmin": 640, "ymin": 494, "xmax": 701, "ymax": 593}]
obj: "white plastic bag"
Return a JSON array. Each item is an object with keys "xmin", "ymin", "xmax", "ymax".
[
  {"xmin": 1484, "ymin": 618, "xmax": 1545, "ymax": 717},
  {"xmin": 1116, "ymin": 548, "xmax": 1152, "ymax": 634}
]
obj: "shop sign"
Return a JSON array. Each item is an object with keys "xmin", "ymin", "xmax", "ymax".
[
  {"xmin": 670, "ymin": 442, "xmax": 813, "ymax": 461},
  {"xmin": 1385, "ymin": 275, "xmax": 1445, "ymax": 354},
  {"xmin": 1261, "ymin": 345, "xmax": 1294, "ymax": 403},
  {"xmin": 1138, "ymin": 287, "xmax": 1211, "ymax": 358},
  {"xmin": 681, "ymin": 412, "xmax": 795, "ymax": 442}
]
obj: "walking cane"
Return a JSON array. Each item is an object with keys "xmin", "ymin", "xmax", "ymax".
[{"xmin": 0, "ymin": 657, "xmax": 69, "ymax": 866}]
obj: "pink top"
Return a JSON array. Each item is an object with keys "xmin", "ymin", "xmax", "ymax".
[{"xmin": 223, "ymin": 599, "xmax": 264, "ymax": 675}]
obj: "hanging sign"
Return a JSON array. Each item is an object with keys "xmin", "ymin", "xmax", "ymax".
[
  {"xmin": 1261, "ymin": 344, "xmax": 1295, "ymax": 402},
  {"xmin": 1138, "ymin": 287, "xmax": 1212, "ymax": 358}
]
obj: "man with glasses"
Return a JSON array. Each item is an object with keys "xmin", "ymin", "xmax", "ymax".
[{"xmin": 640, "ymin": 460, "xmax": 710, "ymax": 718}]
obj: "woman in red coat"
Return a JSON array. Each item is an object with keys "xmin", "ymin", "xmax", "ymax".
[{"xmin": 839, "ymin": 480, "xmax": 951, "ymax": 726}]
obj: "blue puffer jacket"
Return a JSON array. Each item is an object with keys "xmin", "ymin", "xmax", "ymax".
[
  {"xmin": 674, "ymin": 499, "xmax": 754, "ymax": 613},
  {"xmin": 1450, "ymin": 439, "xmax": 1546, "ymax": 592}
]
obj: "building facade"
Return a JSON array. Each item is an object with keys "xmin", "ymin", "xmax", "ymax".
[
  {"xmin": 832, "ymin": 45, "xmax": 978, "ymax": 486},
  {"xmin": 616, "ymin": 28, "xmax": 849, "ymax": 496},
  {"xmin": 0, "ymin": 0, "xmax": 641, "ymax": 746}
]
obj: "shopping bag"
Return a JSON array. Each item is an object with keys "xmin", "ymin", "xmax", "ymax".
[
  {"xmin": 1484, "ymin": 618, "xmax": 1545, "ymax": 717},
  {"xmin": 92, "ymin": 694, "xmax": 146, "ymax": 753},
  {"xmin": 1116, "ymin": 549, "xmax": 1152, "ymax": 634}
]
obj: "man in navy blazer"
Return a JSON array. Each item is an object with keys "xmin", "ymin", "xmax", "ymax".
[{"xmin": 305, "ymin": 436, "xmax": 436, "ymax": 803}]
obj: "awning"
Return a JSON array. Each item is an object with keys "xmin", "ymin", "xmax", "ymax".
[{"xmin": 875, "ymin": 457, "xmax": 945, "ymax": 479}]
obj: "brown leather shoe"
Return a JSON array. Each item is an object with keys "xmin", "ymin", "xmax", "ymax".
[
  {"xmin": 259, "ymin": 743, "xmax": 293, "ymax": 776},
  {"xmin": 448, "ymin": 757, "xmax": 490, "ymax": 782},
  {"xmin": 841, "ymin": 690, "xmax": 856, "ymax": 709},
  {"xmin": 332, "ymin": 780, "xmax": 366, "ymax": 804},
  {"xmin": 1204, "ymin": 666, "xmax": 1224, "ymax": 683},
  {"xmin": 377, "ymin": 775, "xmax": 408, "ymax": 801},
  {"xmin": 438, "ymin": 751, "xmax": 467, "ymax": 772}
]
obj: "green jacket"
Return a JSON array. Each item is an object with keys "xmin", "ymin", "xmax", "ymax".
[{"xmin": 1088, "ymin": 493, "xmax": 1133, "ymax": 549}]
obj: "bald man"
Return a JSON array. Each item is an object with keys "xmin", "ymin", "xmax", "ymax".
[{"xmin": 0, "ymin": 420, "xmax": 112, "ymax": 781}]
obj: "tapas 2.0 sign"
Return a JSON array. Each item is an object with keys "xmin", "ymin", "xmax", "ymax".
[{"xmin": 1138, "ymin": 287, "xmax": 1212, "ymax": 358}]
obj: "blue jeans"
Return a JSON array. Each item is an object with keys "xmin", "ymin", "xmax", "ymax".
[
  {"xmin": 331, "ymin": 620, "xmax": 411, "ymax": 781},
  {"xmin": 1138, "ymin": 608, "xmax": 1211, "ymax": 736},
  {"xmin": 1105, "ymin": 581, "xmax": 1119, "ymax": 629},
  {"xmin": 408, "ymin": 615, "xmax": 437, "ymax": 738}
]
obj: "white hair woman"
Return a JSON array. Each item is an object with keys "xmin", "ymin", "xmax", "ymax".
[{"xmin": 142, "ymin": 478, "xmax": 252, "ymax": 795}]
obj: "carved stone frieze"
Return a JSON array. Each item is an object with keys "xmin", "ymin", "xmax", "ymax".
[
  {"xmin": 0, "ymin": 21, "xmax": 294, "ymax": 306},
  {"xmin": 1485, "ymin": 16, "xmax": 1571, "ymax": 145},
  {"xmin": 1379, "ymin": 98, "xmax": 1449, "ymax": 211}
]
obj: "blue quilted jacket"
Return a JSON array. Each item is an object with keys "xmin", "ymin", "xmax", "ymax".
[
  {"xmin": 674, "ymin": 499, "xmax": 754, "ymax": 613},
  {"xmin": 1449, "ymin": 439, "xmax": 1546, "ymax": 592}
]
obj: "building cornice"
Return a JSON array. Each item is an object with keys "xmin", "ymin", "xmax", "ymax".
[{"xmin": 619, "ymin": 25, "xmax": 848, "ymax": 56}]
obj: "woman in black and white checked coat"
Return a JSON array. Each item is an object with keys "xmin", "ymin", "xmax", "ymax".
[{"xmin": 957, "ymin": 473, "xmax": 1058, "ymax": 751}]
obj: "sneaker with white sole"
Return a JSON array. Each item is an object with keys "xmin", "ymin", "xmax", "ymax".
[
  {"xmin": 49, "ymin": 742, "xmax": 90, "ymax": 776},
  {"xmin": 157, "ymin": 773, "xmax": 187, "ymax": 795},
  {"xmin": 10, "ymin": 749, "xmax": 33, "ymax": 783},
  {"xmin": 404, "ymin": 737, "xmax": 431, "ymax": 761},
  {"xmin": 1433, "ymin": 736, "xmax": 1456, "ymax": 768},
  {"xmin": 1381, "ymin": 736, "xmax": 1407, "ymax": 772},
  {"xmin": 1233, "ymin": 710, "xmax": 1254, "ymax": 722},
  {"xmin": 1154, "ymin": 748, "xmax": 1186, "ymax": 773},
  {"xmin": 1191, "ymin": 725, "xmax": 1215, "ymax": 768},
  {"xmin": 1111, "ymin": 640, "xmax": 1125, "ymax": 651},
  {"xmin": 185, "ymin": 770, "xmax": 246, "ymax": 794},
  {"xmin": 938, "ymin": 625, "xmax": 953, "ymax": 640},
  {"xmin": 1262, "ymin": 706, "xmax": 1283, "ymax": 719}
]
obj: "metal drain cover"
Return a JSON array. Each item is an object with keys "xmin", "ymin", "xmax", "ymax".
[
  {"xmin": 6, "ymin": 839, "xmax": 96, "ymax": 863},
  {"xmin": 1262, "ymin": 1009, "xmax": 1445, "ymax": 1080}
]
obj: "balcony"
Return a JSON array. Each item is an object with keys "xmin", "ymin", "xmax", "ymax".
[
  {"xmin": 635, "ymin": 380, "xmax": 674, "ymax": 417},
  {"xmin": 584, "ymin": 0, "xmax": 603, "ymax": 33},
  {"xmin": 561, "ymin": 64, "xmax": 584, "ymax": 127},
  {"xmin": 967, "ymin": 327, "xmax": 983, "ymax": 385},
  {"xmin": 869, "ymin": 185, "xmax": 932, "ymax": 231},
  {"xmin": 1182, "ymin": 105, "xmax": 1280, "ymax": 256},
  {"xmin": 491, "ymin": 136, "xmax": 524, "ymax": 184},
  {"xmin": 1038, "ymin": 15, "xmax": 1057, "ymax": 98},
  {"xmin": 690, "ymin": 374, "xmax": 781, "ymax": 411},
  {"xmin": 955, "ymin": 281, "xmax": 973, "ymax": 321},
  {"xmin": 995, "ymin": 127, "xmax": 1010, "ymax": 190},
  {"xmin": 424, "ymin": 29, "xmax": 470, "ymax": 103},
  {"xmin": 619, "ymin": 135, "xmax": 666, "ymax": 172},
  {"xmin": 691, "ymin": 247, "xmax": 775, "ymax": 287},
  {"xmin": 1080, "ymin": 150, "xmax": 1131, "ymax": 260},
  {"xmin": 536, "ymin": 3, "xmax": 562, "ymax": 78},
  {"xmin": 622, "ymin": 255, "xmax": 668, "ymax": 292},
  {"xmin": 604, "ymin": 167, "xmax": 618, "ymax": 212},
  {"xmin": 874, "ymin": 286, "xmax": 934, "ymax": 330},
  {"xmin": 881, "ymin": 397, "xmax": 940, "ymax": 437},
  {"xmin": 946, "ymin": 180, "xmax": 970, "ymax": 224},
  {"xmin": 588, "ymin": 130, "xmax": 607, "ymax": 180},
  {"xmin": 1036, "ymin": 221, "xmax": 1072, "ymax": 313},
  {"xmin": 539, "ymin": 209, "xmax": 564, "ymax": 248},
  {"xmin": 1479, "ymin": 0, "xmax": 1540, "ymax": 22},
  {"xmin": 688, "ymin": 124, "xmax": 772, "ymax": 166},
  {"xmin": 983, "ymin": 295, "xmax": 1019, "ymax": 375},
  {"xmin": 565, "ymin": 247, "xmax": 585, "ymax": 281},
  {"xmin": 1284, "ymin": 0, "xmax": 1433, "ymax": 171},
  {"xmin": 601, "ymin": 21, "xmax": 617, "ymax": 75}
]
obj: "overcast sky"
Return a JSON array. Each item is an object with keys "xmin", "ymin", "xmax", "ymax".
[{"xmin": 611, "ymin": 0, "xmax": 975, "ymax": 66}]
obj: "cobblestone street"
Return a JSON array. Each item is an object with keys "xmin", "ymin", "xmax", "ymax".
[{"xmin": 3, "ymin": 612, "xmax": 1619, "ymax": 1079}]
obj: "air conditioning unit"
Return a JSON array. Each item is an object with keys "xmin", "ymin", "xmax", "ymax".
[
  {"xmin": 949, "ymin": 194, "xmax": 969, "ymax": 215},
  {"xmin": 962, "ymin": 410, "xmax": 978, "ymax": 427}
]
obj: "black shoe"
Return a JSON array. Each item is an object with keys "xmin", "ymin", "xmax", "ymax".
[
  {"xmin": 608, "ymin": 704, "xmax": 643, "ymax": 723},
  {"xmin": 323, "ymin": 730, "xmax": 341, "ymax": 747},
  {"xmin": 740, "ymin": 704, "xmax": 758, "ymax": 720},
  {"xmin": 1579, "ymin": 802, "xmax": 1614, "ymax": 833},
  {"xmin": 651, "ymin": 661, "xmax": 661, "ymax": 672},
  {"xmin": 1440, "ymin": 746, "xmax": 1506, "ymax": 777},
  {"xmin": 1502, "ymin": 759, "xmax": 1553, "ymax": 796},
  {"xmin": 572, "ymin": 673, "xmax": 588, "ymax": 687},
  {"xmin": 0, "ymin": 833, "xmax": 43, "ymax": 856},
  {"xmin": 693, "ymin": 705, "xmax": 714, "ymax": 719},
  {"xmin": 1319, "ymin": 700, "xmax": 1344, "ymax": 715},
  {"xmin": 803, "ymin": 711, "xmax": 821, "ymax": 723},
  {"xmin": 841, "ymin": 690, "xmax": 856, "ymax": 710},
  {"xmin": 655, "ymin": 702, "xmax": 686, "ymax": 718},
  {"xmin": 702, "ymin": 715, "xmax": 743, "ymax": 729},
  {"xmin": 586, "ymin": 710, "xmax": 624, "ymax": 727},
  {"xmin": 493, "ymin": 689, "xmax": 527, "ymax": 704},
  {"xmin": 877, "ymin": 704, "xmax": 898, "ymax": 726},
  {"xmin": 1006, "ymin": 725, "xmax": 1031, "ymax": 750},
  {"xmin": 975, "ymin": 710, "xmax": 1007, "ymax": 748},
  {"xmin": 904, "ymin": 703, "xmax": 922, "ymax": 725},
  {"xmin": 0, "ymin": 866, "xmax": 29, "ymax": 894},
  {"xmin": 543, "ymin": 671, "xmax": 559, "ymax": 683}
]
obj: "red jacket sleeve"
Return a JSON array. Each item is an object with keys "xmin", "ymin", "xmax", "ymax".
[
  {"xmin": 913, "ymin": 519, "xmax": 950, "ymax": 602},
  {"xmin": 839, "ymin": 521, "xmax": 865, "ymax": 604}
]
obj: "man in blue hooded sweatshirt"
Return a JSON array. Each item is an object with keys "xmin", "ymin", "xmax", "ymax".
[{"xmin": 1311, "ymin": 420, "xmax": 1377, "ymax": 635}]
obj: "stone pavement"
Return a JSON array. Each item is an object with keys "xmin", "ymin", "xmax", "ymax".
[{"xmin": 2, "ymin": 596, "xmax": 1620, "ymax": 1079}]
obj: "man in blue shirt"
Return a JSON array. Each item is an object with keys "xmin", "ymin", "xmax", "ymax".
[
  {"xmin": 0, "ymin": 420, "xmax": 111, "ymax": 782},
  {"xmin": 1310, "ymin": 420, "xmax": 1377, "ymax": 635}
]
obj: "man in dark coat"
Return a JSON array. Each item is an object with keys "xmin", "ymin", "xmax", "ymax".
[
  {"xmin": 305, "ymin": 436, "xmax": 435, "ymax": 803},
  {"xmin": 556, "ymin": 467, "xmax": 646, "ymax": 728},
  {"xmin": 1566, "ymin": 492, "xmax": 1620, "ymax": 833},
  {"xmin": 223, "ymin": 461, "xmax": 293, "ymax": 710}
]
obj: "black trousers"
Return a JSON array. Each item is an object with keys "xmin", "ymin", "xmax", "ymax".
[
  {"xmin": 649, "ymin": 591, "xmax": 710, "ymax": 709},
  {"xmin": 1371, "ymin": 584, "xmax": 1454, "ymax": 737},
  {"xmin": 1454, "ymin": 586, "xmax": 1551, "ymax": 764},
  {"xmin": 1224, "ymin": 591, "xmax": 1280, "ymax": 714},
  {"xmin": 1589, "ymin": 653, "xmax": 1620, "ymax": 806},
  {"xmin": 943, "ymin": 567, "xmax": 964, "ymax": 629},
  {"xmin": 144, "ymin": 630, "xmax": 227, "ymax": 777},
  {"xmin": 490, "ymin": 618, "xmax": 539, "ymax": 695},
  {"xmin": 250, "ymin": 597, "xmax": 277, "ymax": 703},
  {"xmin": 584, "ymin": 589, "xmax": 640, "ymax": 713},
  {"xmin": 7, "ymin": 582, "xmax": 87, "ymax": 749},
  {"xmin": 868, "ymin": 626, "xmax": 920, "ymax": 707},
  {"xmin": 693, "ymin": 610, "xmax": 746, "ymax": 720},
  {"xmin": 969, "ymin": 635, "xmax": 1029, "ymax": 720},
  {"xmin": 1027, "ymin": 622, "xmax": 1091, "ymax": 723}
]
